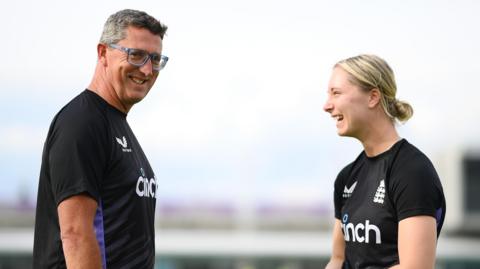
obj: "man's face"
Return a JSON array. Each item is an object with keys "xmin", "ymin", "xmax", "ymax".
[{"xmin": 105, "ymin": 26, "xmax": 163, "ymax": 109}]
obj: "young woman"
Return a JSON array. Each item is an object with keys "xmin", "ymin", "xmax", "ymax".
[{"xmin": 323, "ymin": 54, "xmax": 446, "ymax": 269}]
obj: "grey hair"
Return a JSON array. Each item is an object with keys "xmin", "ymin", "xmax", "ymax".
[{"xmin": 99, "ymin": 9, "xmax": 168, "ymax": 44}]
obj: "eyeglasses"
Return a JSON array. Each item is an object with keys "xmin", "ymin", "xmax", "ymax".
[{"xmin": 108, "ymin": 43, "xmax": 169, "ymax": 71}]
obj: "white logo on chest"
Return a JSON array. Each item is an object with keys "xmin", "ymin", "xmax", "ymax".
[
  {"xmin": 343, "ymin": 181, "xmax": 357, "ymax": 198},
  {"xmin": 342, "ymin": 214, "xmax": 382, "ymax": 244},
  {"xmin": 115, "ymin": 136, "xmax": 132, "ymax": 152},
  {"xmin": 136, "ymin": 168, "xmax": 157, "ymax": 199},
  {"xmin": 373, "ymin": 179, "xmax": 385, "ymax": 204}
]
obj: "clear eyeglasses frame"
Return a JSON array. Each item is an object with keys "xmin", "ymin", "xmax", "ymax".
[{"xmin": 108, "ymin": 43, "xmax": 169, "ymax": 71}]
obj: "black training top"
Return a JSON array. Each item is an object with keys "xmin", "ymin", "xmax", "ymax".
[
  {"xmin": 334, "ymin": 139, "xmax": 446, "ymax": 269},
  {"xmin": 33, "ymin": 90, "xmax": 158, "ymax": 269}
]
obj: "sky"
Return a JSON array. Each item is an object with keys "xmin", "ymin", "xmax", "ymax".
[{"xmin": 1, "ymin": 0, "xmax": 479, "ymax": 212}]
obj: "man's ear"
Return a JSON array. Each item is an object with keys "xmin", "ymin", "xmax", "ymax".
[
  {"xmin": 97, "ymin": 43, "xmax": 108, "ymax": 67},
  {"xmin": 368, "ymin": 88, "xmax": 382, "ymax": 108}
]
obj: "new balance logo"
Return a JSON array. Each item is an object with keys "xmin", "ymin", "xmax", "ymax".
[
  {"xmin": 343, "ymin": 181, "xmax": 357, "ymax": 198},
  {"xmin": 373, "ymin": 179, "xmax": 385, "ymax": 204},
  {"xmin": 115, "ymin": 136, "xmax": 132, "ymax": 152}
]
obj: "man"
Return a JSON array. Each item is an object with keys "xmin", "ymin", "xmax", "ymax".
[{"xmin": 33, "ymin": 9, "xmax": 168, "ymax": 268}]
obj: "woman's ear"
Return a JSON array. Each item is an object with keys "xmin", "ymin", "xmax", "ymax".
[{"xmin": 368, "ymin": 88, "xmax": 382, "ymax": 108}]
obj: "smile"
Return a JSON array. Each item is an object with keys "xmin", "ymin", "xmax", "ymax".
[
  {"xmin": 129, "ymin": 75, "xmax": 148, "ymax": 85},
  {"xmin": 333, "ymin": 114, "xmax": 344, "ymax": 122}
]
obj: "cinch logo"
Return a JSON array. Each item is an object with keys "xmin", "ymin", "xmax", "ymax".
[
  {"xmin": 341, "ymin": 214, "xmax": 381, "ymax": 244},
  {"xmin": 136, "ymin": 168, "xmax": 158, "ymax": 198}
]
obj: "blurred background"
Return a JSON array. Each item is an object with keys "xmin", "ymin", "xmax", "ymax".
[{"xmin": 1, "ymin": 0, "xmax": 480, "ymax": 268}]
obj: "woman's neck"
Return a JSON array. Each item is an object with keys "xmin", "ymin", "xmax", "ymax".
[{"xmin": 360, "ymin": 119, "xmax": 400, "ymax": 157}]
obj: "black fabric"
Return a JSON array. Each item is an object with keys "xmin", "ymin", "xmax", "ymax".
[
  {"xmin": 333, "ymin": 139, "xmax": 446, "ymax": 269},
  {"xmin": 33, "ymin": 90, "xmax": 157, "ymax": 269}
]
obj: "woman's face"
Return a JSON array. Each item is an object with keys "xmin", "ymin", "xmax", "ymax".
[{"xmin": 323, "ymin": 67, "xmax": 372, "ymax": 138}]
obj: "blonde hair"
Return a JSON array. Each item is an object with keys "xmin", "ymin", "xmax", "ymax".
[{"xmin": 335, "ymin": 54, "xmax": 413, "ymax": 123}]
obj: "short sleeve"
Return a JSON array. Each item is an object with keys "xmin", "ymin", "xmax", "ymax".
[
  {"xmin": 334, "ymin": 165, "xmax": 350, "ymax": 220},
  {"xmin": 47, "ymin": 107, "xmax": 109, "ymax": 206},
  {"xmin": 389, "ymin": 151, "xmax": 444, "ymax": 222}
]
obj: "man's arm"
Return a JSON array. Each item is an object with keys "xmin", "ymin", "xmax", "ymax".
[
  {"xmin": 58, "ymin": 194, "xmax": 102, "ymax": 269},
  {"xmin": 325, "ymin": 219, "xmax": 345, "ymax": 269},
  {"xmin": 389, "ymin": 216, "xmax": 437, "ymax": 269}
]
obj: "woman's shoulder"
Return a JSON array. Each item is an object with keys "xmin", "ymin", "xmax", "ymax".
[
  {"xmin": 395, "ymin": 139, "xmax": 435, "ymax": 170},
  {"xmin": 390, "ymin": 139, "xmax": 442, "ymax": 187}
]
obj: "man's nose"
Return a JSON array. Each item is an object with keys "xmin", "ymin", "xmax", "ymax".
[{"xmin": 139, "ymin": 58, "xmax": 154, "ymax": 76}]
